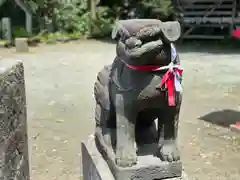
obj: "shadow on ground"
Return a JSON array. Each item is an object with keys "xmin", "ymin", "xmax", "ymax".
[
  {"xmin": 94, "ymin": 37, "xmax": 240, "ymax": 55},
  {"xmin": 199, "ymin": 109, "xmax": 240, "ymax": 128}
]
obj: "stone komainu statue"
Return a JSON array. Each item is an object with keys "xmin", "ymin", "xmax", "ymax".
[{"xmin": 94, "ymin": 19, "xmax": 183, "ymax": 168}]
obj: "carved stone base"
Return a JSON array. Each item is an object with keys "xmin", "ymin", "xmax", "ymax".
[{"xmin": 82, "ymin": 135, "xmax": 187, "ymax": 180}]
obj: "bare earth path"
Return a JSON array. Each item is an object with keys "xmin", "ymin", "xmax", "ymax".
[{"xmin": 0, "ymin": 40, "xmax": 240, "ymax": 180}]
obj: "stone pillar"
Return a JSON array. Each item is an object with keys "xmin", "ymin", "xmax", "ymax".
[
  {"xmin": 1, "ymin": 17, "xmax": 12, "ymax": 41},
  {"xmin": 0, "ymin": 60, "xmax": 30, "ymax": 180},
  {"xmin": 26, "ymin": 13, "xmax": 32, "ymax": 35}
]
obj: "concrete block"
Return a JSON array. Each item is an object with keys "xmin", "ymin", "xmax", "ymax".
[{"xmin": 15, "ymin": 38, "xmax": 29, "ymax": 53}]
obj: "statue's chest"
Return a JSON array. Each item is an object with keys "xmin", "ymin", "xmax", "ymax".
[
  {"xmin": 133, "ymin": 75, "xmax": 165, "ymax": 109},
  {"xmin": 112, "ymin": 66, "xmax": 166, "ymax": 108},
  {"xmin": 137, "ymin": 75, "xmax": 163, "ymax": 99}
]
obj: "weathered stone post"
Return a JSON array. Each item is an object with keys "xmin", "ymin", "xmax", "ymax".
[
  {"xmin": 25, "ymin": 13, "xmax": 32, "ymax": 35},
  {"xmin": 1, "ymin": 17, "xmax": 12, "ymax": 41},
  {"xmin": 0, "ymin": 60, "xmax": 30, "ymax": 180}
]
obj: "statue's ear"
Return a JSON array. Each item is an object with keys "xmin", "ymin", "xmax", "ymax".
[
  {"xmin": 111, "ymin": 20, "xmax": 131, "ymax": 40},
  {"xmin": 111, "ymin": 23, "xmax": 120, "ymax": 40},
  {"xmin": 161, "ymin": 21, "xmax": 181, "ymax": 42}
]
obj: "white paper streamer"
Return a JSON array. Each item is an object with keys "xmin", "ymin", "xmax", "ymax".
[
  {"xmin": 174, "ymin": 72, "xmax": 182, "ymax": 92},
  {"xmin": 171, "ymin": 43, "xmax": 177, "ymax": 61}
]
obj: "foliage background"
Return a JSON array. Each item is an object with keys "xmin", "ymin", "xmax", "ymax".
[{"xmin": 0, "ymin": 0, "xmax": 173, "ymax": 39}]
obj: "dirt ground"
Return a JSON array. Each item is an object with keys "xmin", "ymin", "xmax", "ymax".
[{"xmin": 0, "ymin": 40, "xmax": 240, "ymax": 180}]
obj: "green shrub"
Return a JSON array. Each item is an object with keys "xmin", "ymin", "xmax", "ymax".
[
  {"xmin": 13, "ymin": 0, "xmax": 173, "ymax": 39},
  {"xmin": 13, "ymin": 27, "xmax": 30, "ymax": 38},
  {"xmin": 96, "ymin": 0, "xmax": 173, "ymax": 20},
  {"xmin": 140, "ymin": 0, "xmax": 173, "ymax": 19},
  {"xmin": 89, "ymin": 7, "xmax": 115, "ymax": 37},
  {"xmin": 53, "ymin": 0, "xmax": 114, "ymax": 38},
  {"xmin": 53, "ymin": 0, "xmax": 87, "ymax": 34}
]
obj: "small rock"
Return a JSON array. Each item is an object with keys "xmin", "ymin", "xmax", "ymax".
[
  {"xmin": 56, "ymin": 119, "xmax": 64, "ymax": 123},
  {"xmin": 48, "ymin": 100, "xmax": 56, "ymax": 106}
]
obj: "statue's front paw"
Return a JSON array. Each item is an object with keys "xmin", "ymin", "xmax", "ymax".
[
  {"xmin": 115, "ymin": 149, "xmax": 137, "ymax": 167},
  {"xmin": 157, "ymin": 140, "xmax": 180, "ymax": 162}
]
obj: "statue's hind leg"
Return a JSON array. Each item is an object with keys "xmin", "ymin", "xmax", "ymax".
[{"xmin": 94, "ymin": 65, "xmax": 115, "ymax": 147}]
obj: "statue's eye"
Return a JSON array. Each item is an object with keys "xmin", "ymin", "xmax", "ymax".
[{"xmin": 156, "ymin": 49, "xmax": 167, "ymax": 60}]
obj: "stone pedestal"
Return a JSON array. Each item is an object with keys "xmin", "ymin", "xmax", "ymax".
[
  {"xmin": 0, "ymin": 60, "xmax": 30, "ymax": 180},
  {"xmin": 81, "ymin": 135, "xmax": 188, "ymax": 180}
]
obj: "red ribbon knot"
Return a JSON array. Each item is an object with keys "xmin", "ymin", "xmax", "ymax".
[
  {"xmin": 120, "ymin": 59, "xmax": 183, "ymax": 106},
  {"xmin": 160, "ymin": 66, "xmax": 183, "ymax": 106}
]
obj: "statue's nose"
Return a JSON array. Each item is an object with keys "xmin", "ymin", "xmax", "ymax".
[{"xmin": 125, "ymin": 37, "xmax": 142, "ymax": 49}]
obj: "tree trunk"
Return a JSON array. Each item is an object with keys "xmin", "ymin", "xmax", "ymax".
[{"xmin": 88, "ymin": 0, "xmax": 97, "ymax": 35}]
